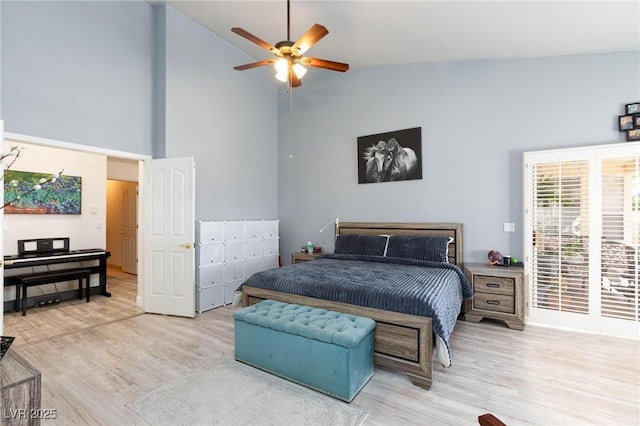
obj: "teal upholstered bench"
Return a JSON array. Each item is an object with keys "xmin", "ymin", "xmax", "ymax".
[{"xmin": 233, "ymin": 299, "xmax": 376, "ymax": 402}]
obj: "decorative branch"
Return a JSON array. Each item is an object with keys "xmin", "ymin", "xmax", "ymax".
[{"xmin": 0, "ymin": 145, "xmax": 25, "ymax": 181}]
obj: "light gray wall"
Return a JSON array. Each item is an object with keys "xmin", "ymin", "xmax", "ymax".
[
  {"xmin": 3, "ymin": 1, "xmax": 637, "ymax": 261},
  {"xmin": 1, "ymin": 1, "xmax": 154, "ymax": 154},
  {"xmin": 278, "ymin": 51, "xmax": 640, "ymax": 264},
  {"xmin": 160, "ymin": 5, "xmax": 278, "ymax": 221},
  {"xmin": 1, "ymin": 2, "xmax": 279, "ymax": 222}
]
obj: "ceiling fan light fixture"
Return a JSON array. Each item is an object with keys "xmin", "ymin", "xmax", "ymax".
[
  {"xmin": 274, "ymin": 58, "xmax": 289, "ymax": 73},
  {"xmin": 275, "ymin": 70, "xmax": 289, "ymax": 82},
  {"xmin": 292, "ymin": 63, "xmax": 307, "ymax": 79}
]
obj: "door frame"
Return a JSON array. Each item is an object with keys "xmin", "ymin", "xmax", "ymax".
[{"xmin": 3, "ymin": 131, "xmax": 151, "ymax": 309}]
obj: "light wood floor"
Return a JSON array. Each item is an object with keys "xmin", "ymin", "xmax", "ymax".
[{"xmin": 4, "ymin": 270, "xmax": 639, "ymax": 425}]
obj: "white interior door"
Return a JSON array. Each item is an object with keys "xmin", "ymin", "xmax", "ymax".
[
  {"xmin": 122, "ymin": 182, "xmax": 138, "ymax": 275},
  {"xmin": 143, "ymin": 157, "xmax": 195, "ymax": 317}
]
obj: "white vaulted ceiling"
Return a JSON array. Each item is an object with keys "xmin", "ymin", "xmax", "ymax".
[{"xmin": 167, "ymin": 0, "xmax": 640, "ymax": 69}]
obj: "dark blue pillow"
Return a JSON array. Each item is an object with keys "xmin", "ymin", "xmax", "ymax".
[
  {"xmin": 334, "ymin": 234, "xmax": 389, "ymax": 256},
  {"xmin": 386, "ymin": 235, "xmax": 451, "ymax": 262}
]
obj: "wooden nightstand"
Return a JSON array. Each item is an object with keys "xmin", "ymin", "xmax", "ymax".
[
  {"xmin": 291, "ymin": 252, "xmax": 320, "ymax": 264},
  {"xmin": 464, "ymin": 262, "xmax": 525, "ymax": 330}
]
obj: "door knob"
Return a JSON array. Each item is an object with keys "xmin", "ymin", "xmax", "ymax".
[{"xmin": 180, "ymin": 243, "xmax": 192, "ymax": 249}]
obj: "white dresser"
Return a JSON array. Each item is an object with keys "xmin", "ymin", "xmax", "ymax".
[{"xmin": 195, "ymin": 220, "xmax": 279, "ymax": 313}]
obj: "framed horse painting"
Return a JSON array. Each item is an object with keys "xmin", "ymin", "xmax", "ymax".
[{"xmin": 357, "ymin": 127, "xmax": 422, "ymax": 184}]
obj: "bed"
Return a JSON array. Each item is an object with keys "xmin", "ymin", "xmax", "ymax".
[{"xmin": 241, "ymin": 221, "xmax": 472, "ymax": 390}]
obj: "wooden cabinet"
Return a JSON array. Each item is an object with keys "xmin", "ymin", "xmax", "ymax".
[
  {"xmin": 291, "ymin": 252, "xmax": 320, "ymax": 264},
  {"xmin": 464, "ymin": 262, "xmax": 525, "ymax": 330}
]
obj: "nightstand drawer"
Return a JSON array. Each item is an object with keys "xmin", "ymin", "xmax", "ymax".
[
  {"xmin": 474, "ymin": 275, "xmax": 515, "ymax": 296},
  {"xmin": 473, "ymin": 293, "xmax": 515, "ymax": 314},
  {"xmin": 291, "ymin": 252, "xmax": 320, "ymax": 264}
]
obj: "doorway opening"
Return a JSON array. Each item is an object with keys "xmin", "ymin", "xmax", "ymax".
[{"xmin": 106, "ymin": 179, "xmax": 138, "ymax": 276}]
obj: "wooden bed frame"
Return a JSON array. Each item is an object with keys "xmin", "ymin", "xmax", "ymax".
[{"xmin": 242, "ymin": 221, "xmax": 464, "ymax": 390}]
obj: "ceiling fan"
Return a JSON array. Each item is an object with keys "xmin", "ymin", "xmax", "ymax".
[{"xmin": 231, "ymin": 0, "xmax": 349, "ymax": 88}]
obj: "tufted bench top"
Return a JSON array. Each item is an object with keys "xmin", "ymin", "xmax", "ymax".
[{"xmin": 234, "ymin": 300, "xmax": 376, "ymax": 349}]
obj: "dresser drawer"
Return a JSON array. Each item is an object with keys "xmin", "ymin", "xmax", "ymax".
[
  {"xmin": 474, "ymin": 275, "xmax": 515, "ymax": 296},
  {"xmin": 196, "ymin": 242, "xmax": 224, "ymax": 265},
  {"xmin": 196, "ymin": 285, "xmax": 224, "ymax": 312},
  {"xmin": 197, "ymin": 221, "xmax": 224, "ymax": 243},
  {"xmin": 263, "ymin": 220, "xmax": 279, "ymax": 238},
  {"xmin": 473, "ymin": 292, "xmax": 515, "ymax": 314},
  {"xmin": 224, "ymin": 221, "xmax": 245, "ymax": 241},
  {"xmin": 245, "ymin": 220, "xmax": 264, "ymax": 239},
  {"xmin": 224, "ymin": 241, "xmax": 245, "ymax": 262},
  {"xmin": 224, "ymin": 260, "xmax": 246, "ymax": 283},
  {"xmin": 263, "ymin": 237, "xmax": 279, "ymax": 256},
  {"xmin": 245, "ymin": 239, "xmax": 263, "ymax": 259},
  {"xmin": 197, "ymin": 264, "xmax": 224, "ymax": 288}
]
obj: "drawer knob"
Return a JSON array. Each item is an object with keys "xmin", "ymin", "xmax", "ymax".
[
  {"xmin": 487, "ymin": 300, "xmax": 501, "ymax": 305},
  {"xmin": 486, "ymin": 283, "xmax": 500, "ymax": 288}
]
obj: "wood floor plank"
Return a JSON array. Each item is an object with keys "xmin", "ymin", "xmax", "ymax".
[{"xmin": 3, "ymin": 271, "xmax": 639, "ymax": 425}]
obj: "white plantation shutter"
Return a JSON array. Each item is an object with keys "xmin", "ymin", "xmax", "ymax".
[
  {"xmin": 530, "ymin": 160, "xmax": 590, "ymax": 315},
  {"xmin": 525, "ymin": 142, "xmax": 639, "ymax": 338},
  {"xmin": 600, "ymin": 156, "xmax": 639, "ymax": 323}
]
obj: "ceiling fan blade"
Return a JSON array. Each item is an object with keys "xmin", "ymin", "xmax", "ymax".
[
  {"xmin": 290, "ymin": 71, "xmax": 302, "ymax": 88},
  {"xmin": 231, "ymin": 27, "xmax": 280, "ymax": 55},
  {"xmin": 233, "ymin": 59, "xmax": 275, "ymax": 71},
  {"xmin": 291, "ymin": 24, "xmax": 328, "ymax": 56},
  {"xmin": 301, "ymin": 57, "xmax": 349, "ymax": 72}
]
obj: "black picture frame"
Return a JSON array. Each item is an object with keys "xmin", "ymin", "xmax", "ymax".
[
  {"xmin": 625, "ymin": 102, "xmax": 640, "ymax": 115},
  {"xmin": 634, "ymin": 114, "xmax": 640, "ymax": 129},
  {"xmin": 619, "ymin": 115, "xmax": 634, "ymax": 131},
  {"xmin": 627, "ymin": 129, "xmax": 640, "ymax": 142},
  {"xmin": 627, "ymin": 128, "xmax": 640, "ymax": 142},
  {"xmin": 357, "ymin": 127, "xmax": 422, "ymax": 184}
]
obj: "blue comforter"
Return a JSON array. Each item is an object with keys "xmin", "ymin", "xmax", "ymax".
[{"xmin": 242, "ymin": 253, "xmax": 473, "ymax": 367}]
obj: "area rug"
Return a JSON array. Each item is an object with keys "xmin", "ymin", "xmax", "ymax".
[{"xmin": 126, "ymin": 358, "xmax": 369, "ymax": 426}]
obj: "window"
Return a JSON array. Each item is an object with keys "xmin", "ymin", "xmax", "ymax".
[{"xmin": 524, "ymin": 142, "xmax": 639, "ymax": 338}]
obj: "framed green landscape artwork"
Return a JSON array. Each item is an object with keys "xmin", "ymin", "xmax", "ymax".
[{"xmin": 3, "ymin": 170, "xmax": 82, "ymax": 214}]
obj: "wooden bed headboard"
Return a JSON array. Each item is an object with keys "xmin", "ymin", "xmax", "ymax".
[{"xmin": 335, "ymin": 221, "xmax": 464, "ymax": 268}]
